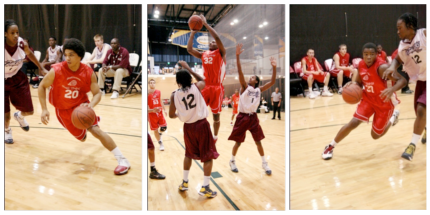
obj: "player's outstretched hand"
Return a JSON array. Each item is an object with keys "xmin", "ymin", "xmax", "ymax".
[
  {"xmin": 236, "ymin": 44, "xmax": 244, "ymax": 56},
  {"xmin": 270, "ymin": 57, "xmax": 277, "ymax": 67},
  {"xmin": 382, "ymin": 67, "xmax": 394, "ymax": 80},
  {"xmin": 80, "ymin": 102, "xmax": 94, "ymax": 109},
  {"xmin": 41, "ymin": 110, "xmax": 50, "ymax": 125},
  {"xmin": 199, "ymin": 14, "xmax": 207, "ymax": 25}
]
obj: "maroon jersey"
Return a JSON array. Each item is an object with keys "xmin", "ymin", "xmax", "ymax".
[
  {"xmin": 49, "ymin": 62, "xmax": 93, "ymax": 109},
  {"xmin": 103, "ymin": 47, "xmax": 132, "ymax": 75}
]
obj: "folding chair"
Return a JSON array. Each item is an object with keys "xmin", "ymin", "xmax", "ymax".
[
  {"xmin": 123, "ymin": 60, "xmax": 143, "ymax": 99},
  {"xmin": 289, "ymin": 65, "xmax": 305, "ymax": 97}
]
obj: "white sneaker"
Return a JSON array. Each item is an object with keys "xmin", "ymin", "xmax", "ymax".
[
  {"xmin": 309, "ymin": 92, "xmax": 317, "ymax": 99},
  {"xmin": 322, "ymin": 145, "xmax": 334, "ymax": 160},
  {"xmin": 14, "ymin": 111, "xmax": 29, "ymax": 131},
  {"xmin": 229, "ymin": 160, "xmax": 238, "ymax": 173},
  {"xmin": 321, "ymin": 90, "xmax": 333, "ymax": 97},
  {"xmin": 114, "ymin": 157, "xmax": 130, "ymax": 175},
  {"xmin": 392, "ymin": 110, "xmax": 400, "ymax": 126},
  {"xmin": 101, "ymin": 90, "xmax": 105, "ymax": 95},
  {"xmin": 262, "ymin": 162, "xmax": 272, "ymax": 175},
  {"xmin": 338, "ymin": 87, "xmax": 343, "ymax": 94},
  {"xmin": 5, "ymin": 128, "xmax": 13, "ymax": 144},
  {"xmin": 110, "ymin": 91, "xmax": 119, "ymax": 99},
  {"xmin": 159, "ymin": 141, "xmax": 164, "ymax": 151}
]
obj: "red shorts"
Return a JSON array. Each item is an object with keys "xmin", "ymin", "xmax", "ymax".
[
  {"xmin": 184, "ymin": 118, "xmax": 219, "ymax": 162},
  {"xmin": 55, "ymin": 105, "xmax": 99, "ymax": 141},
  {"xmin": 414, "ymin": 81, "xmax": 426, "ymax": 114},
  {"xmin": 353, "ymin": 99, "xmax": 394, "ymax": 135},
  {"xmin": 148, "ymin": 133, "xmax": 154, "ymax": 150},
  {"xmin": 201, "ymin": 84, "xmax": 224, "ymax": 114},
  {"xmin": 149, "ymin": 112, "xmax": 167, "ymax": 131},
  {"xmin": 329, "ymin": 69, "xmax": 352, "ymax": 78},
  {"xmin": 302, "ymin": 72, "xmax": 329, "ymax": 83},
  {"xmin": 233, "ymin": 105, "xmax": 238, "ymax": 114},
  {"xmin": 228, "ymin": 112, "xmax": 265, "ymax": 143},
  {"xmin": 5, "ymin": 71, "xmax": 34, "ymax": 113}
]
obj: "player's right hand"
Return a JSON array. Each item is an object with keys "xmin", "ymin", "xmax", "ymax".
[
  {"xmin": 199, "ymin": 14, "xmax": 207, "ymax": 25},
  {"xmin": 153, "ymin": 107, "xmax": 161, "ymax": 113},
  {"xmin": 178, "ymin": 60, "xmax": 187, "ymax": 68},
  {"xmin": 236, "ymin": 44, "xmax": 244, "ymax": 56},
  {"xmin": 382, "ymin": 67, "xmax": 394, "ymax": 80},
  {"xmin": 41, "ymin": 110, "xmax": 50, "ymax": 125}
]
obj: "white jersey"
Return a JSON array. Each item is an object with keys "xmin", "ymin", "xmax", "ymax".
[
  {"xmin": 238, "ymin": 85, "xmax": 261, "ymax": 114},
  {"xmin": 5, "ymin": 37, "xmax": 26, "ymax": 78},
  {"xmin": 48, "ymin": 45, "xmax": 60, "ymax": 62},
  {"xmin": 173, "ymin": 84, "xmax": 208, "ymax": 123},
  {"xmin": 398, "ymin": 28, "xmax": 426, "ymax": 82},
  {"xmin": 93, "ymin": 43, "xmax": 111, "ymax": 60}
]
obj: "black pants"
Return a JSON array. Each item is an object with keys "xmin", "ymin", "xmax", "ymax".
[
  {"xmin": 273, "ymin": 102, "xmax": 281, "ymax": 119},
  {"xmin": 398, "ymin": 66, "xmax": 410, "ymax": 92}
]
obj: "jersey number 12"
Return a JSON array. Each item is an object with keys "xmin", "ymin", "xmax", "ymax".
[{"xmin": 181, "ymin": 94, "xmax": 196, "ymax": 110}]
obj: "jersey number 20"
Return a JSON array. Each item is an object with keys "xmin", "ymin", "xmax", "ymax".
[
  {"xmin": 181, "ymin": 94, "xmax": 196, "ymax": 110},
  {"xmin": 65, "ymin": 90, "xmax": 79, "ymax": 99}
]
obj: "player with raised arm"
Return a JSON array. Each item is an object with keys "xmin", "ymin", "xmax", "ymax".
[{"xmin": 187, "ymin": 14, "xmax": 226, "ymax": 144}]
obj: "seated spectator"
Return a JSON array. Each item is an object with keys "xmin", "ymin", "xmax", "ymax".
[
  {"xmin": 82, "ymin": 34, "xmax": 111, "ymax": 72},
  {"xmin": 98, "ymin": 38, "xmax": 132, "ymax": 99},
  {"xmin": 329, "ymin": 44, "xmax": 358, "ymax": 94},
  {"xmin": 21, "ymin": 38, "xmax": 38, "ymax": 78},
  {"xmin": 35, "ymin": 36, "xmax": 61, "ymax": 88},
  {"xmin": 391, "ymin": 49, "xmax": 414, "ymax": 94},
  {"xmin": 260, "ymin": 97, "xmax": 269, "ymax": 113},
  {"xmin": 376, "ymin": 44, "xmax": 389, "ymax": 63},
  {"xmin": 301, "ymin": 49, "xmax": 333, "ymax": 99}
]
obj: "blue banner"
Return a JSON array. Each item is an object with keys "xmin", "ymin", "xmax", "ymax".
[
  {"xmin": 254, "ymin": 35, "xmax": 263, "ymax": 57},
  {"xmin": 171, "ymin": 30, "xmax": 208, "ymax": 51}
]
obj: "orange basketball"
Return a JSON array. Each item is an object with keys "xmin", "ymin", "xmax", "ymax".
[
  {"xmin": 71, "ymin": 106, "xmax": 96, "ymax": 130},
  {"xmin": 188, "ymin": 15, "xmax": 203, "ymax": 31},
  {"xmin": 342, "ymin": 83, "xmax": 363, "ymax": 104}
]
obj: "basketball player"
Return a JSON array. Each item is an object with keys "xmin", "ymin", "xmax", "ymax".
[
  {"xmin": 148, "ymin": 79, "xmax": 167, "ymax": 151},
  {"xmin": 148, "ymin": 133, "xmax": 166, "ymax": 179},
  {"xmin": 330, "ymin": 44, "xmax": 358, "ymax": 94},
  {"xmin": 34, "ymin": 36, "xmax": 61, "ymax": 88},
  {"xmin": 37, "ymin": 38, "xmax": 130, "ymax": 175},
  {"xmin": 302, "ymin": 49, "xmax": 333, "ymax": 99},
  {"xmin": 376, "ymin": 44, "xmax": 389, "ymax": 63},
  {"xmin": 228, "ymin": 44, "xmax": 277, "ymax": 175},
  {"xmin": 381, "ymin": 13, "xmax": 426, "ymax": 160},
  {"xmin": 230, "ymin": 89, "xmax": 240, "ymax": 126},
  {"xmin": 187, "ymin": 14, "xmax": 226, "ymax": 143},
  {"xmin": 5, "ymin": 19, "xmax": 48, "ymax": 144},
  {"xmin": 169, "ymin": 60, "xmax": 219, "ymax": 198},
  {"xmin": 322, "ymin": 43, "xmax": 407, "ymax": 160}
]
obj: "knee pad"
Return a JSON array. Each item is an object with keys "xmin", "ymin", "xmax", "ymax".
[{"xmin": 160, "ymin": 126, "xmax": 167, "ymax": 132}]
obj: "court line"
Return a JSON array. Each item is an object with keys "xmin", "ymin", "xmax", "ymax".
[
  {"xmin": 167, "ymin": 134, "xmax": 241, "ymax": 211},
  {"xmin": 10, "ymin": 125, "xmax": 141, "ymax": 138},
  {"xmin": 30, "ymin": 96, "xmax": 141, "ymax": 110},
  {"xmin": 290, "ymin": 117, "xmax": 417, "ymax": 132}
]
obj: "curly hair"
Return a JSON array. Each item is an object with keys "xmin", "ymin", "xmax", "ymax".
[
  {"xmin": 63, "ymin": 38, "xmax": 86, "ymax": 60},
  {"xmin": 398, "ymin": 13, "xmax": 418, "ymax": 32}
]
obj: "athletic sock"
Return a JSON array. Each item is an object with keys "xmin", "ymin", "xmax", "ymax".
[
  {"xmin": 17, "ymin": 111, "xmax": 24, "ymax": 119},
  {"xmin": 261, "ymin": 156, "xmax": 267, "ymax": 163},
  {"xmin": 213, "ymin": 136, "xmax": 218, "ymax": 140},
  {"xmin": 111, "ymin": 147, "xmax": 127, "ymax": 165},
  {"xmin": 389, "ymin": 114, "xmax": 396, "ymax": 124},
  {"xmin": 159, "ymin": 132, "xmax": 163, "ymax": 141},
  {"xmin": 323, "ymin": 86, "xmax": 328, "ymax": 92},
  {"xmin": 203, "ymin": 176, "xmax": 210, "ymax": 187},
  {"xmin": 150, "ymin": 162, "xmax": 155, "ymax": 167},
  {"xmin": 411, "ymin": 133, "xmax": 421, "ymax": 144},
  {"xmin": 308, "ymin": 87, "xmax": 312, "ymax": 93},
  {"xmin": 183, "ymin": 170, "xmax": 190, "ymax": 182},
  {"xmin": 330, "ymin": 139, "xmax": 337, "ymax": 147},
  {"xmin": 231, "ymin": 155, "xmax": 235, "ymax": 161}
]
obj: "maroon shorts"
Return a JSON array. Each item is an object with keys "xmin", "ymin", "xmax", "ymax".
[
  {"xmin": 5, "ymin": 71, "xmax": 34, "ymax": 113},
  {"xmin": 329, "ymin": 69, "xmax": 352, "ymax": 78},
  {"xmin": 353, "ymin": 99, "xmax": 394, "ymax": 135},
  {"xmin": 148, "ymin": 133, "xmax": 154, "ymax": 150},
  {"xmin": 184, "ymin": 118, "xmax": 219, "ymax": 162},
  {"xmin": 55, "ymin": 105, "xmax": 99, "ymax": 141},
  {"xmin": 201, "ymin": 84, "xmax": 224, "ymax": 114},
  {"xmin": 44, "ymin": 64, "xmax": 51, "ymax": 71},
  {"xmin": 302, "ymin": 72, "xmax": 329, "ymax": 83},
  {"xmin": 228, "ymin": 112, "xmax": 265, "ymax": 143},
  {"xmin": 414, "ymin": 81, "xmax": 426, "ymax": 114}
]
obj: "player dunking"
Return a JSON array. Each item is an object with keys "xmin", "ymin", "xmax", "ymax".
[
  {"xmin": 148, "ymin": 79, "xmax": 167, "ymax": 151},
  {"xmin": 382, "ymin": 13, "xmax": 426, "ymax": 160},
  {"xmin": 322, "ymin": 43, "xmax": 406, "ymax": 159},
  {"xmin": 187, "ymin": 14, "xmax": 226, "ymax": 143},
  {"xmin": 230, "ymin": 89, "xmax": 240, "ymax": 126},
  {"xmin": 148, "ymin": 133, "xmax": 166, "ymax": 179},
  {"xmin": 38, "ymin": 38, "xmax": 130, "ymax": 175},
  {"xmin": 228, "ymin": 44, "xmax": 277, "ymax": 175},
  {"xmin": 5, "ymin": 19, "xmax": 48, "ymax": 144},
  {"xmin": 169, "ymin": 60, "xmax": 219, "ymax": 198}
]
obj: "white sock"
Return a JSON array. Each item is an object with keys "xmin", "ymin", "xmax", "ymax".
[
  {"xmin": 17, "ymin": 111, "xmax": 24, "ymax": 119},
  {"xmin": 213, "ymin": 136, "xmax": 218, "ymax": 140},
  {"xmin": 324, "ymin": 86, "xmax": 328, "ymax": 92},
  {"xmin": 183, "ymin": 170, "xmax": 190, "ymax": 182},
  {"xmin": 411, "ymin": 133, "xmax": 421, "ymax": 144},
  {"xmin": 159, "ymin": 133, "xmax": 163, "ymax": 141},
  {"xmin": 150, "ymin": 162, "xmax": 155, "ymax": 167},
  {"xmin": 5, "ymin": 127, "xmax": 11, "ymax": 131},
  {"xmin": 309, "ymin": 87, "xmax": 312, "ymax": 93},
  {"xmin": 389, "ymin": 115, "xmax": 395, "ymax": 124},
  {"xmin": 330, "ymin": 140, "xmax": 337, "ymax": 147},
  {"xmin": 111, "ymin": 147, "xmax": 124, "ymax": 161},
  {"xmin": 203, "ymin": 176, "xmax": 210, "ymax": 186},
  {"xmin": 339, "ymin": 87, "xmax": 342, "ymax": 90},
  {"xmin": 231, "ymin": 155, "xmax": 235, "ymax": 161},
  {"xmin": 261, "ymin": 156, "xmax": 267, "ymax": 163}
]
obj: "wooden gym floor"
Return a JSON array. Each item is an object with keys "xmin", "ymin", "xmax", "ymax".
[
  {"xmin": 5, "ymin": 86, "xmax": 142, "ymax": 210},
  {"xmin": 290, "ymin": 83, "xmax": 426, "ymax": 210}
]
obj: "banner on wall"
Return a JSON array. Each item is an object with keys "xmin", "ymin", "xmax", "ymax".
[
  {"xmin": 171, "ymin": 30, "xmax": 209, "ymax": 51},
  {"xmin": 279, "ymin": 37, "xmax": 285, "ymax": 58},
  {"xmin": 254, "ymin": 35, "xmax": 263, "ymax": 57}
]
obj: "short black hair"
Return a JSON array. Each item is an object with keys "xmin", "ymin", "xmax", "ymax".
[
  {"xmin": 398, "ymin": 13, "xmax": 418, "ymax": 32},
  {"xmin": 176, "ymin": 70, "xmax": 192, "ymax": 89},
  {"xmin": 63, "ymin": 38, "xmax": 85, "ymax": 60},
  {"xmin": 362, "ymin": 42, "xmax": 377, "ymax": 53},
  {"xmin": 5, "ymin": 19, "xmax": 17, "ymax": 33},
  {"xmin": 50, "ymin": 36, "xmax": 57, "ymax": 41},
  {"xmin": 255, "ymin": 75, "xmax": 260, "ymax": 88}
]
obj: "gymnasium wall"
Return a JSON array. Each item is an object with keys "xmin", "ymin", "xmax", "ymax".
[
  {"xmin": 5, "ymin": 5, "xmax": 142, "ymax": 62},
  {"xmin": 290, "ymin": 5, "xmax": 426, "ymax": 66}
]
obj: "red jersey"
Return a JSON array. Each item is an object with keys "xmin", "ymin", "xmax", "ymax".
[
  {"xmin": 334, "ymin": 52, "xmax": 350, "ymax": 67},
  {"xmin": 232, "ymin": 94, "xmax": 240, "ymax": 107},
  {"xmin": 148, "ymin": 89, "xmax": 162, "ymax": 117},
  {"xmin": 391, "ymin": 49, "xmax": 398, "ymax": 59},
  {"xmin": 302, "ymin": 56, "xmax": 319, "ymax": 71},
  {"xmin": 377, "ymin": 51, "xmax": 387, "ymax": 63},
  {"xmin": 49, "ymin": 62, "xmax": 93, "ymax": 110},
  {"xmin": 201, "ymin": 49, "xmax": 226, "ymax": 85}
]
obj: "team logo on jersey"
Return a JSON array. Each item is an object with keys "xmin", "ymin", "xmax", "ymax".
[
  {"xmin": 68, "ymin": 80, "xmax": 77, "ymax": 86},
  {"xmin": 247, "ymin": 90, "xmax": 260, "ymax": 98},
  {"xmin": 362, "ymin": 75, "xmax": 369, "ymax": 81},
  {"xmin": 67, "ymin": 76, "xmax": 82, "ymax": 82},
  {"xmin": 405, "ymin": 41, "xmax": 423, "ymax": 56}
]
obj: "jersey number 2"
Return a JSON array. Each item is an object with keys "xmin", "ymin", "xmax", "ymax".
[
  {"xmin": 411, "ymin": 55, "xmax": 422, "ymax": 64},
  {"xmin": 181, "ymin": 94, "xmax": 196, "ymax": 110},
  {"xmin": 65, "ymin": 90, "xmax": 79, "ymax": 99}
]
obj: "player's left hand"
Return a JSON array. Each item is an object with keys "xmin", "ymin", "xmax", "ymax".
[
  {"xmin": 41, "ymin": 109, "xmax": 50, "ymax": 125},
  {"xmin": 236, "ymin": 44, "xmax": 244, "ymax": 56},
  {"xmin": 270, "ymin": 57, "xmax": 277, "ymax": 67},
  {"xmin": 80, "ymin": 103, "xmax": 94, "ymax": 109},
  {"xmin": 379, "ymin": 88, "xmax": 394, "ymax": 103}
]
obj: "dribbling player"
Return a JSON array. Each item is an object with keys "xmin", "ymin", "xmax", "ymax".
[
  {"xmin": 187, "ymin": 14, "xmax": 226, "ymax": 143},
  {"xmin": 169, "ymin": 60, "xmax": 219, "ymax": 198},
  {"xmin": 228, "ymin": 44, "xmax": 277, "ymax": 175},
  {"xmin": 5, "ymin": 19, "xmax": 48, "ymax": 144},
  {"xmin": 230, "ymin": 89, "xmax": 240, "ymax": 126},
  {"xmin": 38, "ymin": 38, "xmax": 130, "ymax": 175},
  {"xmin": 322, "ymin": 43, "xmax": 407, "ymax": 160},
  {"xmin": 148, "ymin": 79, "xmax": 167, "ymax": 151}
]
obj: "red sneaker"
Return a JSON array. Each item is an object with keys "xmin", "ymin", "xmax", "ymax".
[{"xmin": 114, "ymin": 158, "xmax": 130, "ymax": 175}]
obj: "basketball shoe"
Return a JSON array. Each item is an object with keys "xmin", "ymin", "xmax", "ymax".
[
  {"xmin": 422, "ymin": 128, "xmax": 426, "ymax": 144},
  {"xmin": 322, "ymin": 145, "xmax": 334, "ymax": 160},
  {"xmin": 114, "ymin": 157, "xmax": 130, "ymax": 175},
  {"xmin": 5, "ymin": 128, "xmax": 13, "ymax": 144},
  {"xmin": 198, "ymin": 185, "xmax": 217, "ymax": 198},
  {"xmin": 159, "ymin": 141, "xmax": 164, "ymax": 151},
  {"xmin": 309, "ymin": 91, "xmax": 317, "ymax": 99},
  {"xmin": 229, "ymin": 160, "xmax": 238, "ymax": 173},
  {"xmin": 401, "ymin": 143, "xmax": 416, "ymax": 161},
  {"xmin": 111, "ymin": 91, "xmax": 119, "ymax": 99},
  {"xmin": 392, "ymin": 110, "xmax": 400, "ymax": 126},
  {"xmin": 262, "ymin": 162, "xmax": 272, "ymax": 175},
  {"xmin": 149, "ymin": 167, "xmax": 166, "ymax": 179},
  {"xmin": 178, "ymin": 180, "xmax": 189, "ymax": 191},
  {"xmin": 14, "ymin": 111, "xmax": 29, "ymax": 131},
  {"xmin": 321, "ymin": 90, "xmax": 333, "ymax": 97}
]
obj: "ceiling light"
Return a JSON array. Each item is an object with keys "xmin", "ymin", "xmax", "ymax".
[
  {"xmin": 230, "ymin": 22, "xmax": 234, "ymax": 25},
  {"xmin": 259, "ymin": 25, "xmax": 263, "ymax": 28},
  {"xmin": 234, "ymin": 19, "xmax": 238, "ymax": 23},
  {"xmin": 243, "ymin": 36, "xmax": 247, "ymax": 39},
  {"xmin": 263, "ymin": 21, "xmax": 268, "ymax": 25},
  {"xmin": 265, "ymin": 36, "xmax": 269, "ymax": 40},
  {"xmin": 154, "ymin": 7, "xmax": 160, "ymax": 15},
  {"xmin": 168, "ymin": 38, "xmax": 171, "ymax": 42},
  {"xmin": 154, "ymin": 14, "xmax": 159, "ymax": 18}
]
